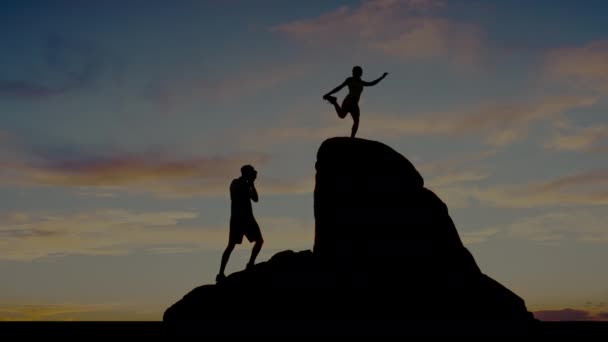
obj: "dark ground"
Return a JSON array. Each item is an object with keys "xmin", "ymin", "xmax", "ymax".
[{"xmin": 1, "ymin": 321, "xmax": 607, "ymax": 338}]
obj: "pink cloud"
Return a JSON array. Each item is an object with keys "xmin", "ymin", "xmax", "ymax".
[
  {"xmin": 271, "ymin": 0, "xmax": 480, "ymax": 65},
  {"xmin": 0, "ymin": 140, "xmax": 274, "ymax": 197},
  {"xmin": 0, "ymin": 136, "xmax": 314, "ymax": 197},
  {"xmin": 368, "ymin": 18, "xmax": 481, "ymax": 64}
]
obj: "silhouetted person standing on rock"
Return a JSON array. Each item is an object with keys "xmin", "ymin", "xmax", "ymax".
[
  {"xmin": 323, "ymin": 66, "xmax": 388, "ymax": 138},
  {"xmin": 217, "ymin": 165, "xmax": 264, "ymax": 282}
]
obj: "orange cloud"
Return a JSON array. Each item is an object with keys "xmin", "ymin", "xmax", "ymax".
[
  {"xmin": 0, "ymin": 303, "xmax": 157, "ymax": 321},
  {"xmin": 271, "ymin": 0, "xmax": 480, "ymax": 65},
  {"xmin": 0, "ymin": 209, "xmax": 313, "ymax": 261},
  {"xmin": 0, "ymin": 144, "xmax": 314, "ymax": 197}
]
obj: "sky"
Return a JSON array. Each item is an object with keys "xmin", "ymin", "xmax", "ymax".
[{"xmin": 1, "ymin": 0, "xmax": 607, "ymax": 321}]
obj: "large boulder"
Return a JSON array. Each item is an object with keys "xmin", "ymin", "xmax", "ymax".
[{"xmin": 163, "ymin": 138, "xmax": 536, "ymax": 335}]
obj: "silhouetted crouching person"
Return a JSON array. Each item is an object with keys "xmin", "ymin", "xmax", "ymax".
[
  {"xmin": 323, "ymin": 65, "xmax": 388, "ymax": 138},
  {"xmin": 217, "ymin": 165, "xmax": 264, "ymax": 282}
]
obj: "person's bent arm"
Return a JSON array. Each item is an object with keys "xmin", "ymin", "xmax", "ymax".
[
  {"xmin": 363, "ymin": 72, "xmax": 388, "ymax": 87},
  {"xmin": 250, "ymin": 183, "xmax": 259, "ymax": 202},
  {"xmin": 324, "ymin": 78, "xmax": 349, "ymax": 97}
]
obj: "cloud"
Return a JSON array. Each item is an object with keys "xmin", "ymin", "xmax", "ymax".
[
  {"xmin": 534, "ymin": 308, "xmax": 608, "ymax": 321},
  {"xmin": 0, "ymin": 36, "xmax": 118, "ymax": 100},
  {"xmin": 0, "ymin": 303, "xmax": 156, "ymax": 321},
  {"xmin": 144, "ymin": 61, "xmax": 311, "ymax": 110},
  {"xmin": 252, "ymin": 95, "xmax": 597, "ymax": 147},
  {"xmin": 545, "ymin": 40, "xmax": 608, "ymax": 93},
  {"xmin": 369, "ymin": 18, "xmax": 481, "ymax": 64},
  {"xmin": 545, "ymin": 123, "xmax": 608, "ymax": 152},
  {"xmin": 470, "ymin": 169, "xmax": 608, "ymax": 209},
  {"xmin": 0, "ymin": 210, "xmax": 201, "ymax": 260},
  {"xmin": 0, "ymin": 210, "xmax": 314, "ymax": 261},
  {"xmin": 422, "ymin": 165, "xmax": 608, "ymax": 210},
  {"xmin": 459, "ymin": 228, "xmax": 500, "ymax": 245},
  {"xmin": 271, "ymin": 0, "xmax": 482, "ymax": 65},
  {"xmin": 461, "ymin": 209, "xmax": 608, "ymax": 245},
  {"xmin": 1, "ymin": 133, "xmax": 314, "ymax": 197},
  {"xmin": 417, "ymin": 149, "xmax": 496, "ymax": 208},
  {"xmin": 528, "ymin": 169, "xmax": 608, "ymax": 194},
  {"xmin": 502, "ymin": 211, "xmax": 608, "ymax": 244},
  {"xmin": 0, "ymin": 140, "xmax": 314, "ymax": 197},
  {"xmin": 426, "ymin": 170, "xmax": 489, "ymax": 187},
  {"xmin": 365, "ymin": 96, "xmax": 597, "ymax": 145}
]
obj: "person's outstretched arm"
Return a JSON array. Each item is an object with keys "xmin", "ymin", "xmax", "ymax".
[
  {"xmin": 363, "ymin": 72, "xmax": 388, "ymax": 87},
  {"xmin": 324, "ymin": 78, "xmax": 349, "ymax": 97}
]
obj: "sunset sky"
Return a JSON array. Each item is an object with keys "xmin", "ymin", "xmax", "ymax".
[{"xmin": 1, "ymin": 0, "xmax": 607, "ymax": 321}]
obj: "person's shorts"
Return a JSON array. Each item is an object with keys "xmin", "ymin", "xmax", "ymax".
[{"xmin": 229, "ymin": 218, "xmax": 262, "ymax": 244}]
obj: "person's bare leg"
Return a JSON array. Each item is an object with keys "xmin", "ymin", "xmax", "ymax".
[
  {"xmin": 334, "ymin": 102, "xmax": 348, "ymax": 119},
  {"xmin": 218, "ymin": 242, "xmax": 235, "ymax": 279},
  {"xmin": 325, "ymin": 96, "xmax": 347, "ymax": 118},
  {"xmin": 350, "ymin": 107, "xmax": 360, "ymax": 138},
  {"xmin": 333, "ymin": 103, "xmax": 347, "ymax": 119},
  {"xmin": 247, "ymin": 238, "xmax": 264, "ymax": 269}
]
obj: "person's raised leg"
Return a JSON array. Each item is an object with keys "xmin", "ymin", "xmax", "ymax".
[
  {"xmin": 247, "ymin": 237, "xmax": 264, "ymax": 269},
  {"xmin": 335, "ymin": 103, "xmax": 347, "ymax": 119},
  {"xmin": 350, "ymin": 106, "xmax": 360, "ymax": 138},
  {"xmin": 324, "ymin": 95, "xmax": 347, "ymax": 119},
  {"xmin": 218, "ymin": 241, "xmax": 235, "ymax": 281}
]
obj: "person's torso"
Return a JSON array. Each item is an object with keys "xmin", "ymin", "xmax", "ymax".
[
  {"xmin": 230, "ymin": 178, "xmax": 253, "ymax": 216},
  {"xmin": 347, "ymin": 77, "xmax": 364, "ymax": 99}
]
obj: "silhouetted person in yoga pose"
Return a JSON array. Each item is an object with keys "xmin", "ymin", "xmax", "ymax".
[
  {"xmin": 217, "ymin": 165, "xmax": 264, "ymax": 282},
  {"xmin": 323, "ymin": 66, "xmax": 388, "ymax": 138}
]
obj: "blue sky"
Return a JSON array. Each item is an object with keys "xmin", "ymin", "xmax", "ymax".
[{"xmin": 1, "ymin": 0, "xmax": 607, "ymax": 321}]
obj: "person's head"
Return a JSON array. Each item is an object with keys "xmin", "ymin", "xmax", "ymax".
[
  {"xmin": 352, "ymin": 65, "xmax": 363, "ymax": 78},
  {"xmin": 241, "ymin": 164, "xmax": 257, "ymax": 181}
]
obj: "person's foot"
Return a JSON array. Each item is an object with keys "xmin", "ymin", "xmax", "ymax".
[
  {"xmin": 216, "ymin": 273, "xmax": 226, "ymax": 283},
  {"xmin": 323, "ymin": 95, "xmax": 337, "ymax": 105}
]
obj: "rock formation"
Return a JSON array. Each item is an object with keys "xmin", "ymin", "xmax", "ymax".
[{"xmin": 164, "ymin": 137, "xmax": 536, "ymax": 335}]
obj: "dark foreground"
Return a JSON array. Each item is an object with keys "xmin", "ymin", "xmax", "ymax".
[{"xmin": 1, "ymin": 321, "xmax": 607, "ymax": 338}]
